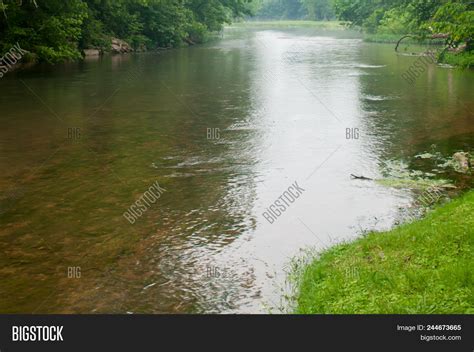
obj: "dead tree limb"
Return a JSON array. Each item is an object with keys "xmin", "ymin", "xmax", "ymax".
[
  {"xmin": 350, "ymin": 174, "xmax": 373, "ymax": 181},
  {"xmin": 395, "ymin": 33, "xmax": 451, "ymax": 53}
]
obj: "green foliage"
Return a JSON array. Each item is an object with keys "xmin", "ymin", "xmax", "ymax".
[
  {"xmin": 333, "ymin": 0, "xmax": 473, "ymax": 48},
  {"xmin": 255, "ymin": 0, "xmax": 305, "ymax": 20},
  {"xmin": 332, "ymin": 0, "xmax": 391, "ymax": 27},
  {"xmin": 377, "ymin": 7, "xmax": 414, "ymax": 35},
  {"xmin": 128, "ymin": 34, "xmax": 152, "ymax": 51},
  {"xmin": 188, "ymin": 0, "xmax": 229, "ymax": 31},
  {"xmin": 296, "ymin": 190, "xmax": 474, "ymax": 314},
  {"xmin": 186, "ymin": 21, "xmax": 209, "ymax": 44},
  {"xmin": 440, "ymin": 51, "xmax": 474, "ymax": 68},
  {"xmin": 79, "ymin": 9, "xmax": 110, "ymax": 50},
  {"xmin": 409, "ymin": 0, "xmax": 444, "ymax": 26},
  {"xmin": 1, "ymin": 0, "xmax": 471, "ymax": 64},
  {"xmin": 428, "ymin": 1, "xmax": 474, "ymax": 48},
  {"xmin": 301, "ymin": 0, "xmax": 334, "ymax": 20},
  {"xmin": 331, "ymin": 0, "xmax": 473, "ymax": 66},
  {"xmin": 0, "ymin": 0, "xmax": 252, "ymax": 62},
  {"xmin": 252, "ymin": 0, "xmax": 335, "ymax": 20},
  {"xmin": 1, "ymin": 0, "xmax": 88, "ymax": 63}
]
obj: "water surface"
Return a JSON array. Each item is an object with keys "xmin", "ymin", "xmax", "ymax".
[{"xmin": 0, "ymin": 26, "xmax": 473, "ymax": 313}]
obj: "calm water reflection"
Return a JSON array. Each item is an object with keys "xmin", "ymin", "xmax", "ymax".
[{"xmin": 0, "ymin": 26, "xmax": 472, "ymax": 313}]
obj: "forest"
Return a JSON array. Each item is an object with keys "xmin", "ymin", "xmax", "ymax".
[
  {"xmin": 0, "ymin": 0, "xmax": 252, "ymax": 63},
  {"xmin": 0, "ymin": 0, "xmax": 472, "ymax": 64},
  {"xmin": 255, "ymin": 0, "xmax": 472, "ymax": 46}
]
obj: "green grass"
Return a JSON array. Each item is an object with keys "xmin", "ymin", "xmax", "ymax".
[
  {"xmin": 364, "ymin": 33, "xmax": 407, "ymax": 43},
  {"xmin": 439, "ymin": 51, "xmax": 474, "ymax": 69},
  {"xmin": 364, "ymin": 33, "xmax": 446, "ymax": 46},
  {"xmin": 296, "ymin": 190, "xmax": 474, "ymax": 314}
]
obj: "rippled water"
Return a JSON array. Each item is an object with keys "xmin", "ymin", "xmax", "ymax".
[{"xmin": 0, "ymin": 26, "xmax": 473, "ymax": 313}]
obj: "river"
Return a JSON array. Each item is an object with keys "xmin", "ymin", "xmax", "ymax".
[{"xmin": 0, "ymin": 25, "xmax": 473, "ymax": 313}]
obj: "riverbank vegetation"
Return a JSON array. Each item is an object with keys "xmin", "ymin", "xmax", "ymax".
[
  {"xmin": 230, "ymin": 20, "xmax": 342, "ymax": 30},
  {"xmin": 0, "ymin": 0, "xmax": 252, "ymax": 63},
  {"xmin": 249, "ymin": 0, "xmax": 335, "ymax": 20},
  {"xmin": 250, "ymin": 0, "xmax": 474, "ymax": 67},
  {"xmin": 1, "ymin": 1, "xmax": 472, "ymax": 67},
  {"xmin": 296, "ymin": 190, "xmax": 474, "ymax": 314},
  {"xmin": 333, "ymin": 0, "xmax": 474, "ymax": 67}
]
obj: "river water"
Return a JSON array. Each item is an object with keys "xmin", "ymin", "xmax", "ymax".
[{"xmin": 0, "ymin": 25, "xmax": 473, "ymax": 313}]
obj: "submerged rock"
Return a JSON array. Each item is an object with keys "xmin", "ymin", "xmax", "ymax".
[{"xmin": 415, "ymin": 152, "xmax": 435, "ymax": 159}]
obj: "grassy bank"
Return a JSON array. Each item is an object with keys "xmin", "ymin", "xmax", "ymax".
[
  {"xmin": 364, "ymin": 34, "xmax": 474, "ymax": 68},
  {"xmin": 364, "ymin": 33, "xmax": 411, "ymax": 44},
  {"xmin": 364, "ymin": 33, "xmax": 444, "ymax": 45},
  {"xmin": 296, "ymin": 190, "xmax": 474, "ymax": 314},
  {"xmin": 439, "ymin": 51, "xmax": 474, "ymax": 69}
]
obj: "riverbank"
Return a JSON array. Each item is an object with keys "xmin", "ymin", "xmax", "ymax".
[
  {"xmin": 364, "ymin": 33, "xmax": 443, "ymax": 46},
  {"xmin": 364, "ymin": 34, "xmax": 474, "ymax": 68},
  {"xmin": 0, "ymin": 1, "xmax": 247, "ymax": 64},
  {"xmin": 296, "ymin": 190, "xmax": 474, "ymax": 314},
  {"xmin": 439, "ymin": 51, "xmax": 474, "ymax": 69}
]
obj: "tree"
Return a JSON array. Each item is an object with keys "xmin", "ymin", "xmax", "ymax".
[
  {"xmin": 255, "ymin": 0, "xmax": 305, "ymax": 19},
  {"xmin": 1, "ymin": 0, "xmax": 88, "ymax": 63},
  {"xmin": 428, "ymin": 1, "xmax": 473, "ymax": 49},
  {"xmin": 301, "ymin": 0, "xmax": 335, "ymax": 20}
]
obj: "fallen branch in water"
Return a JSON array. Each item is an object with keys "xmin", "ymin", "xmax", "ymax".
[
  {"xmin": 395, "ymin": 33, "xmax": 451, "ymax": 54},
  {"xmin": 350, "ymin": 174, "xmax": 373, "ymax": 181}
]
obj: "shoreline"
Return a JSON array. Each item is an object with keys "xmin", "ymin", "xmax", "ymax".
[{"xmin": 5, "ymin": 21, "xmax": 472, "ymax": 74}]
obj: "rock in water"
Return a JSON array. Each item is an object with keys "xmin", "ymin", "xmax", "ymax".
[
  {"xmin": 83, "ymin": 49, "xmax": 101, "ymax": 57},
  {"xmin": 111, "ymin": 38, "xmax": 133, "ymax": 54},
  {"xmin": 453, "ymin": 152, "xmax": 471, "ymax": 173}
]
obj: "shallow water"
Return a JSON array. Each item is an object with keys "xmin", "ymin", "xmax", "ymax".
[{"xmin": 0, "ymin": 26, "xmax": 473, "ymax": 313}]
